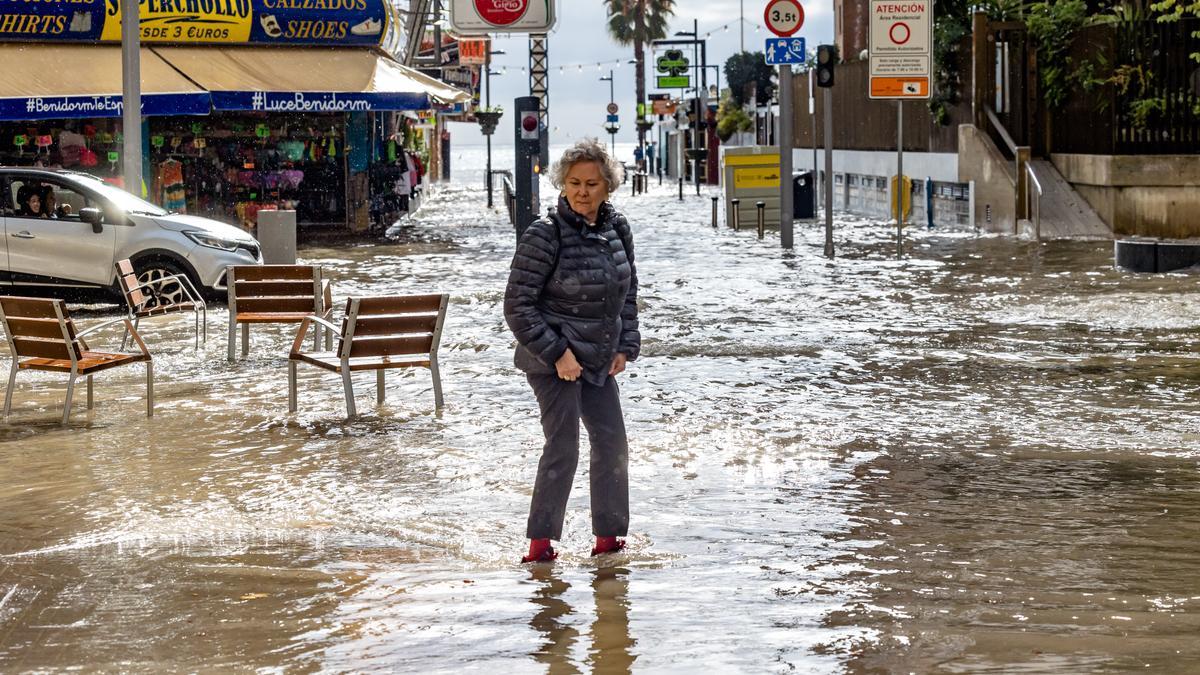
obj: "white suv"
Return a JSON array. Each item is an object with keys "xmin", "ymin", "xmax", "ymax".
[{"xmin": 0, "ymin": 168, "xmax": 262, "ymax": 301}]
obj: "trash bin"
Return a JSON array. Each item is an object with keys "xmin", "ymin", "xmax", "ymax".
[{"xmin": 792, "ymin": 171, "xmax": 814, "ymax": 219}]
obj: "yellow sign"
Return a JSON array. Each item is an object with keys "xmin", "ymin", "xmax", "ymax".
[
  {"xmin": 890, "ymin": 174, "xmax": 913, "ymax": 221},
  {"xmin": 102, "ymin": 0, "xmax": 253, "ymax": 43},
  {"xmin": 725, "ymin": 154, "xmax": 780, "ymax": 166},
  {"xmin": 734, "ymin": 167, "xmax": 780, "ymax": 189}
]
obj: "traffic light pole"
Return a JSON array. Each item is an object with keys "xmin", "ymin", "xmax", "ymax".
[{"xmin": 823, "ymin": 87, "xmax": 834, "ymax": 259}]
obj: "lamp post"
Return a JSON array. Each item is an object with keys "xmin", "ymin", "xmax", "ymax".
[
  {"xmin": 600, "ymin": 70, "xmax": 618, "ymax": 154},
  {"xmin": 483, "ymin": 48, "xmax": 505, "ymax": 208},
  {"xmin": 675, "ymin": 22, "xmax": 707, "ymax": 191}
]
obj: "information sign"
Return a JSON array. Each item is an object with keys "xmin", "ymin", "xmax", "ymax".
[
  {"xmin": 868, "ymin": 0, "xmax": 932, "ymax": 98},
  {"xmin": 450, "ymin": 0, "xmax": 556, "ymax": 35},
  {"xmin": 657, "ymin": 76, "xmax": 690, "ymax": 89},
  {"xmin": 764, "ymin": 37, "xmax": 806, "ymax": 65}
]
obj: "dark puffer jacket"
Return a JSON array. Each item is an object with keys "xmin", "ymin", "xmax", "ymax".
[{"xmin": 504, "ymin": 196, "xmax": 640, "ymax": 386}]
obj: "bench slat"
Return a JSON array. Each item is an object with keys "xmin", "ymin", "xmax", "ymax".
[
  {"xmin": 355, "ymin": 294, "xmax": 444, "ymax": 314},
  {"xmin": 6, "ymin": 317, "xmax": 76, "ymax": 340},
  {"xmin": 235, "ymin": 297, "xmax": 318, "ymax": 314},
  {"xmin": 348, "ymin": 334, "xmax": 434, "ymax": 358},
  {"xmin": 232, "ymin": 265, "xmax": 318, "ymax": 282},
  {"xmin": 235, "ymin": 280, "xmax": 317, "ymax": 297},
  {"xmin": 0, "ymin": 297, "xmax": 60, "ymax": 319},
  {"xmin": 349, "ymin": 313, "xmax": 440, "ymax": 337},
  {"xmin": 14, "ymin": 336, "xmax": 76, "ymax": 360}
]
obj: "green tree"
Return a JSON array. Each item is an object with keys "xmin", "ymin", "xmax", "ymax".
[
  {"xmin": 724, "ymin": 52, "xmax": 775, "ymax": 107},
  {"xmin": 604, "ymin": 0, "xmax": 676, "ymax": 153}
]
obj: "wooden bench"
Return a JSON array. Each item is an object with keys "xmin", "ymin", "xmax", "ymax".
[
  {"xmin": 115, "ymin": 259, "xmax": 207, "ymax": 350},
  {"xmin": 0, "ymin": 296, "xmax": 153, "ymax": 424},
  {"xmin": 288, "ymin": 293, "xmax": 449, "ymax": 416},
  {"xmin": 226, "ymin": 264, "xmax": 332, "ymax": 361}
]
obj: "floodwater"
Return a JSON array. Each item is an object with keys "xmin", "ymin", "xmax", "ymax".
[{"xmin": 3, "ymin": 155, "xmax": 1200, "ymax": 672}]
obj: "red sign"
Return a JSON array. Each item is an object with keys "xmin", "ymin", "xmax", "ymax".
[
  {"xmin": 474, "ymin": 0, "xmax": 530, "ymax": 27},
  {"xmin": 763, "ymin": 0, "xmax": 804, "ymax": 37},
  {"xmin": 459, "ymin": 38, "xmax": 489, "ymax": 65}
]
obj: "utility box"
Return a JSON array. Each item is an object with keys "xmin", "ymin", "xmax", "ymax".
[
  {"xmin": 257, "ymin": 209, "xmax": 297, "ymax": 264},
  {"xmin": 793, "ymin": 171, "xmax": 815, "ymax": 219},
  {"xmin": 722, "ymin": 146, "xmax": 781, "ymax": 228}
]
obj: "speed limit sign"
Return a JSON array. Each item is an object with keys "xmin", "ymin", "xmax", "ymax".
[{"xmin": 764, "ymin": 0, "xmax": 804, "ymax": 37}]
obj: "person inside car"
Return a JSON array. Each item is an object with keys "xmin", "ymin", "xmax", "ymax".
[
  {"xmin": 16, "ymin": 186, "xmax": 46, "ymax": 218},
  {"xmin": 41, "ymin": 186, "xmax": 70, "ymax": 219}
]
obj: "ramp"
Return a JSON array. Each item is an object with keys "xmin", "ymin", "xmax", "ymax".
[{"xmin": 1021, "ymin": 159, "xmax": 1112, "ymax": 240}]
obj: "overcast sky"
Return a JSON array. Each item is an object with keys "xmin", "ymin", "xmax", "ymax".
[{"xmin": 447, "ymin": 0, "xmax": 834, "ymax": 147}]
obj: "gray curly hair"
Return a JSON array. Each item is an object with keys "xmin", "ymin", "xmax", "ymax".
[{"xmin": 549, "ymin": 138, "xmax": 625, "ymax": 193}]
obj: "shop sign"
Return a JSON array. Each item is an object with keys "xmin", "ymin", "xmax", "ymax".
[
  {"xmin": 458, "ymin": 38, "xmax": 488, "ymax": 65},
  {"xmin": 211, "ymin": 90, "xmax": 429, "ymax": 112},
  {"xmin": 0, "ymin": 0, "xmax": 389, "ymax": 46},
  {"xmin": 0, "ymin": 92, "xmax": 211, "ymax": 121},
  {"xmin": 733, "ymin": 166, "xmax": 780, "ymax": 189},
  {"xmin": 449, "ymin": 0, "xmax": 556, "ymax": 35}
]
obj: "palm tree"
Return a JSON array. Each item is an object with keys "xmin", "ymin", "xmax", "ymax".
[{"xmin": 604, "ymin": 0, "xmax": 676, "ymax": 157}]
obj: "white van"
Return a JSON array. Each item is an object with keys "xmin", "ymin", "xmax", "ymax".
[{"xmin": 0, "ymin": 168, "xmax": 262, "ymax": 301}]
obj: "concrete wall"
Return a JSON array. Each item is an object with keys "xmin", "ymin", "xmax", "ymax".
[
  {"xmin": 957, "ymin": 125, "xmax": 1015, "ymax": 234},
  {"xmin": 1052, "ymin": 154, "xmax": 1200, "ymax": 239},
  {"xmin": 790, "ymin": 148, "xmax": 959, "ymax": 182}
]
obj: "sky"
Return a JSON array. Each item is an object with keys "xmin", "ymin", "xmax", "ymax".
[{"xmin": 445, "ymin": 0, "xmax": 834, "ymax": 147}]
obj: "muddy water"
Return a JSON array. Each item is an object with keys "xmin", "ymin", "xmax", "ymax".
[{"xmin": 2, "ymin": 174, "xmax": 1200, "ymax": 673}]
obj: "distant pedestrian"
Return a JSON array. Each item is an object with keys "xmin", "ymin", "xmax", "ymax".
[
  {"xmin": 646, "ymin": 142, "xmax": 657, "ymax": 175},
  {"xmin": 504, "ymin": 138, "xmax": 641, "ymax": 564},
  {"xmin": 633, "ymin": 144, "xmax": 645, "ymax": 172}
]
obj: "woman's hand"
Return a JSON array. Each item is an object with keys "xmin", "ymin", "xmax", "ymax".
[
  {"xmin": 609, "ymin": 352, "xmax": 627, "ymax": 376},
  {"xmin": 556, "ymin": 348, "xmax": 583, "ymax": 381}
]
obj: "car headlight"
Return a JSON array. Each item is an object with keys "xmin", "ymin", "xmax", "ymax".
[{"xmin": 185, "ymin": 231, "xmax": 245, "ymax": 252}]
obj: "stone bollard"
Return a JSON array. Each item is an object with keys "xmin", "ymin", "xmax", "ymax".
[
  {"xmin": 678, "ymin": 176, "xmax": 684, "ymax": 202},
  {"xmin": 711, "ymin": 196, "xmax": 719, "ymax": 229},
  {"xmin": 731, "ymin": 198, "xmax": 741, "ymax": 230}
]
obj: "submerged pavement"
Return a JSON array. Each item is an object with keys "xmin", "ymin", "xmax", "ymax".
[{"xmin": 2, "ymin": 177, "xmax": 1200, "ymax": 672}]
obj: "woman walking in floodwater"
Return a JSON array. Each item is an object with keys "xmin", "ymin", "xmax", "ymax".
[{"xmin": 504, "ymin": 138, "xmax": 640, "ymax": 564}]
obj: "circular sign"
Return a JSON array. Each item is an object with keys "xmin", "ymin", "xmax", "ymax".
[
  {"xmin": 474, "ymin": 0, "xmax": 529, "ymax": 27},
  {"xmin": 764, "ymin": 0, "xmax": 804, "ymax": 37},
  {"xmin": 521, "ymin": 114, "xmax": 539, "ymax": 132},
  {"xmin": 889, "ymin": 22, "xmax": 911, "ymax": 44},
  {"xmin": 607, "ymin": 102, "xmax": 619, "ymax": 114}
]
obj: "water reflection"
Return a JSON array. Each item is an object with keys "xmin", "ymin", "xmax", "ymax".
[{"xmin": 527, "ymin": 564, "xmax": 635, "ymax": 674}]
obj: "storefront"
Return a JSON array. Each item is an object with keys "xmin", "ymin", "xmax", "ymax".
[{"xmin": 0, "ymin": 0, "xmax": 469, "ymax": 234}]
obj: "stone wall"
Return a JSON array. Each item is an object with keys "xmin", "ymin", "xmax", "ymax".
[{"xmin": 1052, "ymin": 154, "xmax": 1200, "ymax": 239}]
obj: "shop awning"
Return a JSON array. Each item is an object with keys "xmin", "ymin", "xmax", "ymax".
[
  {"xmin": 153, "ymin": 46, "xmax": 470, "ymax": 113},
  {"xmin": 0, "ymin": 45, "xmax": 211, "ymax": 121}
]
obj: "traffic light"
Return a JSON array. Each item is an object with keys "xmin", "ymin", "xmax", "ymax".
[{"xmin": 816, "ymin": 44, "xmax": 837, "ymax": 88}]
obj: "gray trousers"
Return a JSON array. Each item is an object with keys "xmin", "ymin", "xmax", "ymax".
[{"xmin": 525, "ymin": 373, "xmax": 630, "ymax": 540}]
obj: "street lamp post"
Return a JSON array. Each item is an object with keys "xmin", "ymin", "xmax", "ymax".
[
  {"xmin": 484, "ymin": 48, "xmax": 505, "ymax": 209},
  {"xmin": 600, "ymin": 70, "xmax": 618, "ymax": 155},
  {"xmin": 674, "ymin": 22, "xmax": 708, "ymax": 191}
]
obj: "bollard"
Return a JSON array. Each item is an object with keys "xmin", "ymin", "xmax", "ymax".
[
  {"xmin": 711, "ymin": 196, "xmax": 719, "ymax": 229},
  {"xmin": 678, "ymin": 176, "xmax": 684, "ymax": 201},
  {"xmin": 631, "ymin": 172, "xmax": 637, "ymax": 196},
  {"xmin": 731, "ymin": 198, "xmax": 740, "ymax": 230},
  {"xmin": 658, "ymin": 171, "xmax": 662, "ymax": 186},
  {"xmin": 756, "ymin": 201, "xmax": 765, "ymax": 239}
]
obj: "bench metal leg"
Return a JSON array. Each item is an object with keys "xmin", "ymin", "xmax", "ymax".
[
  {"xmin": 200, "ymin": 306, "xmax": 207, "ymax": 345},
  {"xmin": 62, "ymin": 373, "xmax": 76, "ymax": 425},
  {"xmin": 376, "ymin": 370, "xmax": 385, "ymax": 405},
  {"xmin": 146, "ymin": 361, "xmax": 154, "ymax": 418},
  {"xmin": 430, "ymin": 359, "xmax": 444, "ymax": 409},
  {"xmin": 120, "ymin": 319, "xmax": 131, "ymax": 352},
  {"xmin": 288, "ymin": 360, "xmax": 298, "ymax": 413},
  {"xmin": 341, "ymin": 368, "xmax": 356, "ymax": 417},
  {"xmin": 227, "ymin": 320, "xmax": 237, "ymax": 361},
  {"xmin": 86, "ymin": 375, "xmax": 94, "ymax": 410},
  {"xmin": 194, "ymin": 309, "xmax": 200, "ymax": 349},
  {"xmin": 3, "ymin": 362, "xmax": 17, "ymax": 417},
  {"xmin": 241, "ymin": 323, "xmax": 250, "ymax": 358}
]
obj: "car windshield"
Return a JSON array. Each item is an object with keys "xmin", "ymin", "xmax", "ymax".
[{"xmin": 68, "ymin": 174, "xmax": 168, "ymax": 216}]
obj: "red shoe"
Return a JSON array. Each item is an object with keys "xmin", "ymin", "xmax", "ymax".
[
  {"xmin": 591, "ymin": 536, "xmax": 626, "ymax": 556},
  {"xmin": 521, "ymin": 538, "xmax": 558, "ymax": 564}
]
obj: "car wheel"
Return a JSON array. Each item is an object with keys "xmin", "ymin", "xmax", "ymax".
[{"xmin": 136, "ymin": 260, "xmax": 193, "ymax": 309}]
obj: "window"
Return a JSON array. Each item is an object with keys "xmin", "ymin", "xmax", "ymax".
[{"xmin": 9, "ymin": 178, "xmax": 94, "ymax": 221}]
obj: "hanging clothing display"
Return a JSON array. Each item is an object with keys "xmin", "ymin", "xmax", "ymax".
[{"xmin": 155, "ymin": 158, "xmax": 187, "ymax": 213}]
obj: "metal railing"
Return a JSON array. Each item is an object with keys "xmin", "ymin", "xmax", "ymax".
[
  {"xmin": 1024, "ymin": 162, "xmax": 1043, "ymax": 241},
  {"xmin": 501, "ymin": 174, "xmax": 516, "ymax": 226}
]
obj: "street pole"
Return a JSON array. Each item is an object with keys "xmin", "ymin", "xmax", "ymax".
[
  {"xmin": 779, "ymin": 63, "xmax": 794, "ymax": 248},
  {"xmin": 823, "ymin": 86, "xmax": 834, "ymax": 259},
  {"xmin": 486, "ymin": 50, "xmax": 493, "ymax": 208},
  {"xmin": 692, "ymin": 19, "xmax": 700, "ymax": 192},
  {"xmin": 120, "ymin": 0, "xmax": 141, "ymax": 197},
  {"xmin": 740, "ymin": 0, "xmax": 745, "ymax": 52},
  {"xmin": 609, "ymin": 70, "xmax": 616, "ymax": 155},
  {"xmin": 810, "ymin": 68, "xmax": 817, "ymax": 217},
  {"xmin": 896, "ymin": 100, "xmax": 904, "ymax": 259}
]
